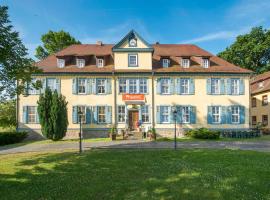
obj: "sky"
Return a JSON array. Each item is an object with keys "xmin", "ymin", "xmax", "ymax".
[{"xmin": 1, "ymin": 0, "xmax": 270, "ymax": 59}]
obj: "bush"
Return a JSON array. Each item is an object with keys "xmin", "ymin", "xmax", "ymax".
[
  {"xmin": 221, "ymin": 130, "xmax": 260, "ymax": 138},
  {"xmin": 186, "ymin": 128, "xmax": 220, "ymax": 139},
  {"xmin": 0, "ymin": 131, "xmax": 27, "ymax": 146}
]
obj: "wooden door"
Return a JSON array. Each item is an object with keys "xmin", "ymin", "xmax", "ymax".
[{"xmin": 128, "ymin": 111, "xmax": 139, "ymax": 130}]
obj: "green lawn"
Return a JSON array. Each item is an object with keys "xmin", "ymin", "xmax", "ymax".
[{"xmin": 0, "ymin": 149, "xmax": 270, "ymax": 200}]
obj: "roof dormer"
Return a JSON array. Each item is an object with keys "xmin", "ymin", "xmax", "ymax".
[
  {"xmin": 181, "ymin": 57, "xmax": 190, "ymax": 68},
  {"xmin": 96, "ymin": 57, "xmax": 104, "ymax": 68},
  {"xmin": 201, "ymin": 57, "xmax": 210, "ymax": 68},
  {"xmin": 76, "ymin": 58, "xmax": 85, "ymax": 68},
  {"xmin": 57, "ymin": 58, "xmax": 65, "ymax": 68},
  {"xmin": 161, "ymin": 57, "xmax": 170, "ymax": 68}
]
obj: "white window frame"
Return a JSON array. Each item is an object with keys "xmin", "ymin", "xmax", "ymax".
[
  {"xmin": 161, "ymin": 106, "xmax": 169, "ymax": 123},
  {"xmin": 128, "ymin": 54, "xmax": 138, "ymax": 67},
  {"xmin": 182, "ymin": 106, "xmax": 190, "ymax": 123},
  {"xmin": 97, "ymin": 79, "xmax": 106, "ymax": 94},
  {"xmin": 57, "ymin": 59, "xmax": 65, "ymax": 68},
  {"xmin": 129, "ymin": 79, "xmax": 137, "ymax": 94},
  {"xmin": 97, "ymin": 58, "xmax": 104, "ymax": 68},
  {"xmin": 181, "ymin": 58, "xmax": 190, "ymax": 68},
  {"xmin": 139, "ymin": 79, "xmax": 147, "ymax": 94},
  {"xmin": 119, "ymin": 79, "xmax": 127, "ymax": 94},
  {"xmin": 76, "ymin": 59, "xmax": 85, "ymax": 68},
  {"xmin": 47, "ymin": 78, "xmax": 57, "ymax": 92},
  {"xmin": 98, "ymin": 106, "xmax": 106, "ymax": 123},
  {"xmin": 28, "ymin": 78, "xmax": 37, "ymax": 95},
  {"xmin": 231, "ymin": 106, "xmax": 240, "ymax": 124},
  {"xmin": 141, "ymin": 105, "xmax": 150, "ymax": 123},
  {"xmin": 162, "ymin": 59, "xmax": 169, "ymax": 68},
  {"xmin": 212, "ymin": 106, "xmax": 221, "ymax": 124},
  {"xmin": 231, "ymin": 79, "xmax": 240, "ymax": 95},
  {"xmin": 202, "ymin": 58, "xmax": 209, "ymax": 68},
  {"xmin": 180, "ymin": 79, "xmax": 190, "ymax": 94},
  {"xmin": 117, "ymin": 105, "xmax": 126, "ymax": 123},
  {"xmin": 211, "ymin": 79, "xmax": 220, "ymax": 94},
  {"xmin": 27, "ymin": 106, "xmax": 37, "ymax": 124},
  {"xmin": 77, "ymin": 106, "xmax": 86, "ymax": 124},
  {"xmin": 161, "ymin": 79, "xmax": 170, "ymax": 94},
  {"xmin": 78, "ymin": 78, "xmax": 86, "ymax": 94}
]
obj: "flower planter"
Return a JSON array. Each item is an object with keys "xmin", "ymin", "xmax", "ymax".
[{"xmin": 111, "ymin": 134, "xmax": 117, "ymax": 141}]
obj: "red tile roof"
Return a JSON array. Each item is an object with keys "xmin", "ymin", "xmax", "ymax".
[
  {"xmin": 35, "ymin": 44, "xmax": 252, "ymax": 74},
  {"xmin": 251, "ymin": 71, "xmax": 270, "ymax": 95}
]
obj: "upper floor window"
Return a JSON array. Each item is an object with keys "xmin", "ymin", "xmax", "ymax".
[
  {"xmin": 57, "ymin": 59, "xmax": 65, "ymax": 68},
  {"xmin": 180, "ymin": 79, "xmax": 190, "ymax": 94},
  {"xmin": 119, "ymin": 79, "xmax": 127, "ymax": 93},
  {"xmin": 97, "ymin": 79, "xmax": 106, "ymax": 94},
  {"xmin": 231, "ymin": 106, "xmax": 240, "ymax": 124},
  {"xmin": 162, "ymin": 59, "xmax": 170, "ymax": 68},
  {"xmin": 129, "ymin": 79, "xmax": 137, "ymax": 94},
  {"xmin": 202, "ymin": 58, "xmax": 209, "ymax": 68},
  {"xmin": 212, "ymin": 106, "xmax": 221, "ymax": 123},
  {"xmin": 262, "ymin": 95, "xmax": 268, "ymax": 106},
  {"xmin": 128, "ymin": 54, "xmax": 138, "ymax": 67},
  {"xmin": 139, "ymin": 79, "xmax": 147, "ymax": 93},
  {"xmin": 76, "ymin": 59, "xmax": 85, "ymax": 68},
  {"xmin": 231, "ymin": 79, "xmax": 240, "ymax": 95},
  {"xmin": 97, "ymin": 58, "xmax": 104, "ymax": 68},
  {"xmin": 211, "ymin": 79, "xmax": 220, "ymax": 94},
  {"xmin": 252, "ymin": 98, "xmax": 257, "ymax": 107},
  {"xmin": 47, "ymin": 78, "xmax": 57, "ymax": 92},
  {"xmin": 181, "ymin": 58, "xmax": 190, "ymax": 68},
  {"xmin": 78, "ymin": 78, "xmax": 86, "ymax": 94},
  {"xmin": 161, "ymin": 79, "xmax": 170, "ymax": 94}
]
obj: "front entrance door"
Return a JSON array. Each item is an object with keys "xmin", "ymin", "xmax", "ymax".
[{"xmin": 128, "ymin": 110, "xmax": 139, "ymax": 131}]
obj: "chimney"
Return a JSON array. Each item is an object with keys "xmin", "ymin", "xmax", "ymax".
[
  {"xmin": 96, "ymin": 41, "xmax": 103, "ymax": 46},
  {"xmin": 156, "ymin": 42, "xmax": 160, "ymax": 44}
]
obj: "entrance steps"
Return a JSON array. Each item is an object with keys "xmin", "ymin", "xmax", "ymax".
[{"xmin": 127, "ymin": 131, "xmax": 143, "ymax": 140}]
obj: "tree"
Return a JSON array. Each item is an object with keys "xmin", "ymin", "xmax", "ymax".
[
  {"xmin": 37, "ymin": 88, "xmax": 68, "ymax": 140},
  {"xmin": 0, "ymin": 100, "xmax": 16, "ymax": 129},
  {"xmin": 35, "ymin": 30, "xmax": 81, "ymax": 60},
  {"xmin": 0, "ymin": 6, "xmax": 38, "ymax": 100},
  {"xmin": 218, "ymin": 26, "xmax": 270, "ymax": 74}
]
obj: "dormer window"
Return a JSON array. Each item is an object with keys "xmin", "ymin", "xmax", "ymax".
[
  {"xmin": 259, "ymin": 81, "xmax": 264, "ymax": 88},
  {"xmin": 76, "ymin": 59, "xmax": 85, "ymax": 68},
  {"xmin": 202, "ymin": 58, "xmax": 209, "ymax": 68},
  {"xmin": 97, "ymin": 58, "xmax": 104, "ymax": 68},
  {"xmin": 162, "ymin": 59, "xmax": 170, "ymax": 68},
  {"xmin": 128, "ymin": 54, "xmax": 138, "ymax": 67},
  {"xmin": 57, "ymin": 59, "xmax": 65, "ymax": 68},
  {"xmin": 181, "ymin": 58, "xmax": 190, "ymax": 68}
]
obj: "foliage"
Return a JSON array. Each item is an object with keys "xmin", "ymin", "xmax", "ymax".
[
  {"xmin": 35, "ymin": 30, "xmax": 81, "ymax": 60},
  {"xmin": 186, "ymin": 128, "xmax": 220, "ymax": 139},
  {"xmin": 0, "ymin": 6, "xmax": 38, "ymax": 100},
  {"xmin": 0, "ymin": 131, "xmax": 27, "ymax": 145},
  {"xmin": 0, "ymin": 100, "xmax": 16, "ymax": 128},
  {"xmin": 109, "ymin": 126, "xmax": 117, "ymax": 135},
  {"xmin": 218, "ymin": 26, "xmax": 270, "ymax": 74},
  {"xmin": 37, "ymin": 89, "xmax": 68, "ymax": 141}
]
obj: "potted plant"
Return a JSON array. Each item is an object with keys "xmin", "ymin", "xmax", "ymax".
[
  {"xmin": 148, "ymin": 128, "xmax": 157, "ymax": 141},
  {"xmin": 109, "ymin": 126, "xmax": 117, "ymax": 141}
]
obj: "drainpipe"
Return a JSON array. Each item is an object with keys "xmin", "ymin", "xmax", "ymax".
[
  {"xmin": 152, "ymin": 71, "xmax": 155, "ymax": 128},
  {"xmin": 16, "ymin": 80, "xmax": 19, "ymax": 132},
  {"xmin": 113, "ymin": 72, "xmax": 117, "ymax": 128}
]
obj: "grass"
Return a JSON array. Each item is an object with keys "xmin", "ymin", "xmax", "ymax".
[{"xmin": 0, "ymin": 149, "xmax": 270, "ymax": 200}]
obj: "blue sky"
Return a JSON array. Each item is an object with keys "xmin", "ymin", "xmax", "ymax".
[{"xmin": 2, "ymin": 0, "xmax": 270, "ymax": 59}]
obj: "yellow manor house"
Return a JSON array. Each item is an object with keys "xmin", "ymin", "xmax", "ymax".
[{"xmin": 18, "ymin": 30, "xmax": 252, "ymax": 138}]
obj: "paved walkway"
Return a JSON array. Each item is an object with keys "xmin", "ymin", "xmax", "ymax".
[{"xmin": 1, "ymin": 140, "xmax": 270, "ymax": 154}]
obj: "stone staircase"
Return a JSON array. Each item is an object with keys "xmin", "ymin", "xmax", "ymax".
[{"xmin": 127, "ymin": 131, "xmax": 143, "ymax": 140}]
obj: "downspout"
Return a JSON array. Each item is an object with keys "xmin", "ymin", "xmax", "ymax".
[
  {"xmin": 113, "ymin": 72, "xmax": 117, "ymax": 128},
  {"xmin": 152, "ymin": 71, "xmax": 155, "ymax": 128},
  {"xmin": 16, "ymin": 80, "xmax": 19, "ymax": 132}
]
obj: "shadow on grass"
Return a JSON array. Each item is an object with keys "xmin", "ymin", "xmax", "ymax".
[{"xmin": 0, "ymin": 149, "xmax": 270, "ymax": 200}]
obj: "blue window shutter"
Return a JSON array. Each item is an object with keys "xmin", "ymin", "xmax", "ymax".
[
  {"xmin": 240, "ymin": 106, "xmax": 245, "ymax": 124},
  {"xmin": 227, "ymin": 106, "xmax": 232, "ymax": 124},
  {"xmin": 23, "ymin": 106, "xmax": 28, "ymax": 123},
  {"xmin": 207, "ymin": 78, "xmax": 211, "ymax": 94},
  {"xmin": 106, "ymin": 78, "xmax": 112, "ymax": 94},
  {"xmin": 136, "ymin": 79, "xmax": 140, "ymax": 94},
  {"xmin": 190, "ymin": 106, "xmax": 196, "ymax": 124},
  {"xmin": 157, "ymin": 78, "xmax": 161, "ymax": 94},
  {"xmin": 169, "ymin": 78, "xmax": 175, "ymax": 94},
  {"xmin": 41, "ymin": 78, "xmax": 46, "ymax": 93},
  {"xmin": 176, "ymin": 78, "xmax": 181, "ymax": 95},
  {"xmin": 93, "ymin": 106, "xmax": 98, "ymax": 123},
  {"xmin": 176, "ymin": 106, "xmax": 182, "ymax": 123},
  {"xmin": 156, "ymin": 106, "xmax": 161, "ymax": 123},
  {"xmin": 139, "ymin": 106, "xmax": 142, "ymax": 121},
  {"xmin": 35, "ymin": 107, "xmax": 40, "ymax": 124},
  {"xmin": 106, "ymin": 106, "xmax": 112, "ymax": 124},
  {"xmin": 207, "ymin": 106, "xmax": 212, "ymax": 124},
  {"xmin": 227, "ymin": 79, "xmax": 232, "ymax": 95},
  {"xmin": 239, "ymin": 79, "xmax": 245, "ymax": 95},
  {"xmin": 72, "ymin": 78, "xmax": 78, "ymax": 94},
  {"xmin": 86, "ymin": 78, "xmax": 92, "ymax": 94},
  {"xmin": 56, "ymin": 78, "xmax": 61, "ymax": 94},
  {"xmin": 169, "ymin": 106, "xmax": 174, "ymax": 123},
  {"xmin": 86, "ymin": 106, "xmax": 91, "ymax": 124},
  {"xmin": 93, "ymin": 79, "xmax": 97, "ymax": 94},
  {"xmin": 189, "ymin": 79, "xmax": 195, "ymax": 95},
  {"xmin": 180, "ymin": 79, "xmax": 184, "ymax": 94},
  {"xmin": 221, "ymin": 106, "xmax": 227, "ymax": 124},
  {"xmin": 220, "ymin": 79, "xmax": 225, "ymax": 95},
  {"xmin": 72, "ymin": 106, "xmax": 78, "ymax": 124},
  {"xmin": 146, "ymin": 79, "xmax": 149, "ymax": 94}
]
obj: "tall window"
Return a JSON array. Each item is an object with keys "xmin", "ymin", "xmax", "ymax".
[
  {"xmin": 212, "ymin": 106, "xmax": 220, "ymax": 123},
  {"xmin": 129, "ymin": 79, "xmax": 137, "ymax": 94},
  {"xmin": 161, "ymin": 106, "xmax": 169, "ymax": 123},
  {"xmin": 231, "ymin": 106, "xmax": 240, "ymax": 124},
  {"xmin": 47, "ymin": 78, "xmax": 57, "ymax": 92},
  {"xmin": 161, "ymin": 79, "xmax": 170, "ymax": 94},
  {"xmin": 27, "ymin": 106, "xmax": 37, "ymax": 124},
  {"xmin": 262, "ymin": 95, "xmax": 268, "ymax": 106},
  {"xmin": 181, "ymin": 58, "xmax": 190, "ymax": 68},
  {"xmin": 117, "ymin": 106, "xmax": 126, "ymax": 123},
  {"xmin": 252, "ymin": 116, "xmax": 257, "ymax": 125},
  {"xmin": 97, "ymin": 58, "xmax": 104, "ymax": 68},
  {"xmin": 231, "ymin": 79, "xmax": 240, "ymax": 95},
  {"xmin": 57, "ymin": 59, "xmax": 65, "ymax": 68},
  {"xmin": 128, "ymin": 54, "xmax": 138, "ymax": 67},
  {"xmin": 182, "ymin": 106, "xmax": 190, "ymax": 123},
  {"xmin": 78, "ymin": 78, "xmax": 86, "ymax": 94},
  {"xmin": 211, "ymin": 79, "xmax": 220, "ymax": 94},
  {"xmin": 262, "ymin": 115, "xmax": 268, "ymax": 126},
  {"xmin": 97, "ymin": 79, "xmax": 106, "ymax": 94},
  {"xmin": 119, "ymin": 79, "xmax": 127, "ymax": 93},
  {"xmin": 162, "ymin": 59, "xmax": 169, "ymax": 68},
  {"xmin": 180, "ymin": 79, "xmax": 189, "ymax": 94},
  {"xmin": 141, "ymin": 105, "xmax": 150, "ymax": 123},
  {"xmin": 98, "ymin": 106, "xmax": 106, "ymax": 123},
  {"xmin": 252, "ymin": 98, "xmax": 257, "ymax": 107},
  {"xmin": 202, "ymin": 58, "xmax": 209, "ymax": 68},
  {"xmin": 139, "ymin": 79, "xmax": 147, "ymax": 93},
  {"xmin": 76, "ymin": 59, "xmax": 85, "ymax": 68},
  {"xmin": 77, "ymin": 106, "xmax": 86, "ymax": 123}
]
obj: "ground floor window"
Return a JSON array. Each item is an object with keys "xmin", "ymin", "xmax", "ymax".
[
  {"xmin": 98, "ymin": 106, "xmax": 106, "ymax": 123},
  {"xmin": 252, "ymin": 116, "xmax": 257, "ymax": 125},
  {"xmin": 262, "ymin": 115, "xmax": 268, "ymax": 126},
  {"xmin": 212, "ymin": 106, "xmax": 220, "ymax": 123},
  {"xmin": 141, "ymin": 105, "xmax": 150, "ymax": 123},
  {"xmin": 182, "ymin": 106, "xmax": 190, "ymax": 123},
  {"xmin": 27, "ymin": 106, "xmax": 37, "ymax": 124},
  {"xmin": 161, "ymin": 106, "xmax": 169, "ymax": 123},
  {"xmin": 231, "ymin": 106, "xmax": 240, "ymax": 124},
  {"xmin": 118, "ymin": 105, "xmax": 126, "ymax": 123},
  {"xmin": 77, "ymin": 106, "xmax": 86, "ymax": 123}
]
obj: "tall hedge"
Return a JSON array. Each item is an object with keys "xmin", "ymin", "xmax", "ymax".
[{"xmin": 37, "ymin": 88, "xmax": 68, "ymax": 140}]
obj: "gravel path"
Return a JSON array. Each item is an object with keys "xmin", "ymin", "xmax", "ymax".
[{"xmin": 1, "ymin": 140, "xmax": 270, "ymax": 154}]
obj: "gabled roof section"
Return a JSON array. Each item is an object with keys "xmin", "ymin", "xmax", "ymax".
[{"xmin": 112, "ymin": 29, "xmax": 153, "ymax": 52}]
